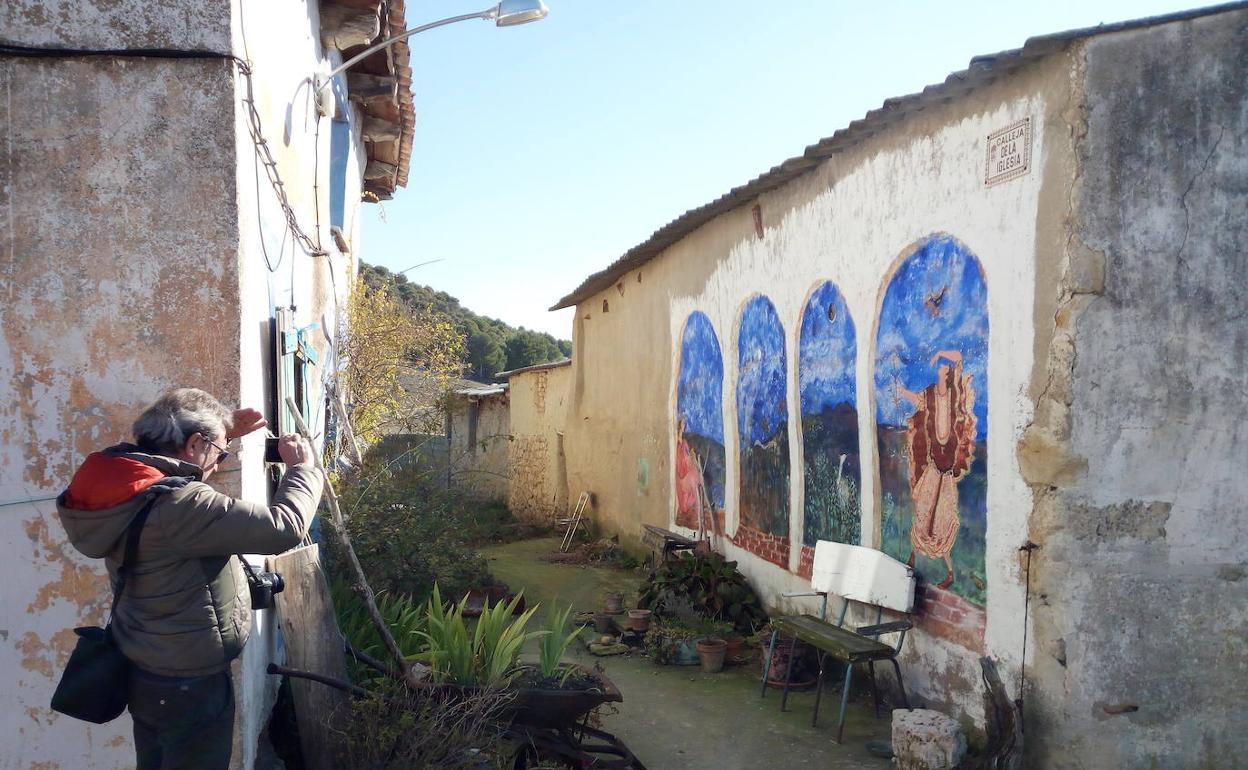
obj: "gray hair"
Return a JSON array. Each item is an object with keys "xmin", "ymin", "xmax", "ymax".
[{"xmin": 133, "ymin": 388, "xmax": 233, "ymax": 455}]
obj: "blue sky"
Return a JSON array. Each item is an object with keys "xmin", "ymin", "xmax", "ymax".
[
  {"xmin": 361, "ymin": 0, "xmax": 1211, "ymax": 338},
  {"xmin": 874, "ymin": 236, "xmax": 989, "ymax": 440},
  {"xmin": 737, "ymin": 296, "xmax": 788, "ymax": 447},
  {"xmin": 677, "ymin": 311, "xmax": 725, "ymax": 445},
  {"xmin": 799, "ymin": 281, "xmax": 857, "ymax": 416}
]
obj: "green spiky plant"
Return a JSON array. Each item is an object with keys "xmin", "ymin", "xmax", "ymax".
[
  {"xmin": 536, "ymin": 602, "xmax": 584, "ymax": 686},
  {"xmin": 418, "ymin": 585, "xmax": 543, "ymax": 688}
]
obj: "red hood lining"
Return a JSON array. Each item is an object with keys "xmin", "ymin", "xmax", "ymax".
[{"xmin": 63, "ymin": 453, "xmax": 166, "ymax": 511}]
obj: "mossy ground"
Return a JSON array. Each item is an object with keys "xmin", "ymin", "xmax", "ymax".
[{"xmin": 483, "ymin": 537, "xmax": 893, "ymax": 769}]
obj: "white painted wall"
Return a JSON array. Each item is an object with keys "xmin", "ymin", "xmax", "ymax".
[
  {"xmin": 230, "ymin": 0, "xmax": 364, "ymax": 766},
  {"xmin": 667, "ymin": 99, "xmax": 1046, "ymax": 719}
]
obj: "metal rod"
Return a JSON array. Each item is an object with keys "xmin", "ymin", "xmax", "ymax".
[
  {"xmin": 317, "ymin": 10, "xmax": 494, "ymax": 91},
  {"xmin": 268, "ymin": 662, "xmax": 372, "ymax": 698}
]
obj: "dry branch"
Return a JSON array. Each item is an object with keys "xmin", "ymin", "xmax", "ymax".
[{"xmin": 286, "ymin": 396, "xmax": 428, "ymax": 689}]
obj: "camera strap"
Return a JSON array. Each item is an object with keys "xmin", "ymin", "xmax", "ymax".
[
  {"xmin": 108, "ymin": 495, "xmax": 159, "ymax": 623},
  {"xmin": 237, "ymin": 553, "xmax": 263, "ymax": 587}
]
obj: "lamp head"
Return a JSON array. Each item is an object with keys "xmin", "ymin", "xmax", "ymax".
[{"xmin": 493, "ymin": 0, "xmax": 549, "ymax": 26}]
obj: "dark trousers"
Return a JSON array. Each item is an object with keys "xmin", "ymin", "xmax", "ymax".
[{"xmin": 128, "ymin": 667, "xmax": 234, "ymax": 770}]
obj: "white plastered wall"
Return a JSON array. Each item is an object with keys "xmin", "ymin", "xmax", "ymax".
[
  {"xmin": 231, "ymin": 0, "xmax": 363, "ymax": 766},
  {"xmin": 667, "ymin": 98, "xmax": 1045, "ymax": 720}
]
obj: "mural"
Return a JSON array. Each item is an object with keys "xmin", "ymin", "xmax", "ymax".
[
  {"xmin": 735, "ymin": 296, "xmax": 790, "ymax": 566},
  {"xmin": 875, "ymin": 235, "xmax": 988, "ymax": 614},
  {"xmin": 675, "ymin": 312, "xmax": 726, "ymax": 530},
  {"xmin": 798, "ymin": 282, "xmax": 860, "ymax": 560}
]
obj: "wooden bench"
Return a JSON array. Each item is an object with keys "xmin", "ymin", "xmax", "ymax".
[
  {"xmin": 640, "ymin": 524, "xmax": 699, "ymax": 561},
  {"xmin": 760, "ymin": 541, "xmax": 915, "ymax": 742}
]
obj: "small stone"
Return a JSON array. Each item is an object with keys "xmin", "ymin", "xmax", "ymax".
[{"xmin": 892, "ymin": 708, "xmax": 967, "ymax": 770}]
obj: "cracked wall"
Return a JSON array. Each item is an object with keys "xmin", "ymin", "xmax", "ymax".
[
  {"xmin": 0, "ymin": 54, "xmax": 239, "ymax": 768},
  {"xmin": 1024, "ymin": 11, "xmax": 1248, "ymax": 769}
]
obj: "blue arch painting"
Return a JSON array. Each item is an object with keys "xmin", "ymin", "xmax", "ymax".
[
  {"xmin": 737, "ymin": 296, "xmax": 790, "ymax": 539},
  {"xmin": 799, "ymin": 282, "xmax": 860, "ymax": 547},
  {"xmin": 875, "ymin": 235, "xmax": 988, "ymax": 608},
  {"xmin": 675, "ymin": 312, "xmax": 726, "ymax": 528}
]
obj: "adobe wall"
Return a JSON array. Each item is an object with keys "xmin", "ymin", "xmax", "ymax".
[{"xmin": 563, "ymin": 51, "xmax": 1078, "ymax": 729}]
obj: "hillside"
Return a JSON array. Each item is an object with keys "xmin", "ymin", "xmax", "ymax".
[{"xmin": 360, "ymin": 262, "xmax": 571, "ymax": 382}]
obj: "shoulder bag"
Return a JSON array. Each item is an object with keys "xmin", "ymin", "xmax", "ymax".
[{"xmin": 50, "ymin": 495, "xmax": 157, "ymax": 723}]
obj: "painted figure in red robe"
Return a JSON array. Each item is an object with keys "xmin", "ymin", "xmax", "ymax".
[
  {"xmin": 675, "ymin": 417, "xmax": 702, "ymax": 526},
  {"xmin": 896, "ymin": 350, "xmax": 977, "ymax": 589}
]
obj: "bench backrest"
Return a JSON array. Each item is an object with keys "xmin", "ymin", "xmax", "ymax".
[{"xmin": 811, "ymin": 540, "xmax": 914, "ymax": 613}]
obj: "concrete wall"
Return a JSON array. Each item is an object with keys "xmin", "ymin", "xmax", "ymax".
[
  {"xmin": 448, "ymin": 393, "xmax": 511, "ymax": 503},
  {"xmin": 1024, "ymin": 12, "xmax": 1248, "ymax": 768},
  {"xmin": 508, "ymin": 365, "xmax": 572, "ymax": 523},
  {"xmin": 563, "ymin": 53, "xmax": 1078, "ymax": 728},
  {"xmin": 0, "ymin": 47, "xmax": 241, "ymax": 770},
  {"xmin": 0, "ymin": 0, "xmax": 366, "ymax": 766}
]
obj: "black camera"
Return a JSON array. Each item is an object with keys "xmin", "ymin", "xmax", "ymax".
[{"xmin": 248, "ymin": 570, "xmax": 285, "ymax": 610}]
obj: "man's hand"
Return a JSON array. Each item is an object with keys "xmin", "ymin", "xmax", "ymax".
[
  {"xmin": 277, "ymin": 433, "xmax": 314, "ymax": 467},
  {"xmin": 227, "ymin": 408, "xmax": 268, "ymax": 440}
]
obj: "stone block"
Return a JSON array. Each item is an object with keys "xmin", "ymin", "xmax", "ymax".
[{"xmin": 892, "ymin": 708, "xmax": 967, "ymax": 770}]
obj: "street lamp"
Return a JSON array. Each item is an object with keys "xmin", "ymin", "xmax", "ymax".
[{"xmin": 315, "ymin": 0, "xmax": 549, "ymax": 93}]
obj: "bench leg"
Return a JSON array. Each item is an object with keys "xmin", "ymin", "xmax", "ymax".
[
  {"xmin": 868, "ymin": 661, "xmax": 881, "ymax": 718},
  {"xmin": 835, "ymin": 662, "xmax": 854, "ymax": 744},
  {"xmin": 780, "ymin": 639, "xmax": 799, "ymax": 712},
  {"xmin": 760, "ymin": 630, "xmax": 779, "ymax": 699},
  {"xmin": 811, "ymin": 652, "xmax": 827, "ymax": 727},
  {"xmin": 890, "ymin": 657, "xmax": 910, "ymax": 710}
]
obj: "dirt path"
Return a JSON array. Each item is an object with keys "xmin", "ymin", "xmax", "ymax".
[{"xmin": 483, "ymin": 537, "xmax": 893, "ymax": 770}]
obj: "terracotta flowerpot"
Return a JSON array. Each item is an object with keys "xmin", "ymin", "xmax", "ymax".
[
  {"xmin": 759, "ymin": 637, "xmax": 816, "ymax": 689},
  {"xmin": 603, "ymin": 593, "xmax": 624, "ymax": 614},
  {"xmin": 723, "ymin": 635, "xmax": 745, "ymax": 662},
  {"xmin": 593, "ymin": 613, "xmax": 614, "ymax": 633},
  {"xmin": 696, "ymin": 637, "xmax": 727, "ymax": 673},
  {"xmin": 627, "ymin": 609, "xmax": 652, "ymax": 632}
]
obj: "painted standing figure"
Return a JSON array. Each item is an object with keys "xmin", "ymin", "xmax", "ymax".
[
  {"xmin": 896, "ymin": 350, "xmax": 977, "ymax": 589},
  {"xmin": 675, "ymin": 417, "xmax": 702, "ymax": 522}
]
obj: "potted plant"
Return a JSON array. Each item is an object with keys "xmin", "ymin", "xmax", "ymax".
[
  {"xmin": 414, "ymin": 587, "xmax": 624, "ymax": 728},
  {"xmin": 695, "ymin": 637, "xmax": 728, "ymax": 673},
  {"xmin": 643, "ymin": 620, "xmax": 701, "ymax": 665},
  {"xmin": 626, "ymin": 608, "xmax": 652, "ymax": 632},
  {"xmin": 602, "ymin": 590, "xmax": 625, "ymax": 614}
]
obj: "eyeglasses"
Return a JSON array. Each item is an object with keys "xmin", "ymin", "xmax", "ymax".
[{"xmin": 199, "ymin": 434, "xmax": 232, "ymax": 467}]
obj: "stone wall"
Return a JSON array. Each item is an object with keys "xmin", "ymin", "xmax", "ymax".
[
  {"xmin": 1024, "ymin": 12, "xmax": 1248, "ymax": 768},
  {"xmin": 507, "ymin": 364, "xmax": 571, "ymax": 523},
  {"xmin": 448, "ymin": 393, "xmax": 510, "ymax": 503}
]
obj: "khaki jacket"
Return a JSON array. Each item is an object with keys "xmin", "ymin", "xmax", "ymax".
[{"xmin": 57, "ymin": 445, "xmax": 323, "ymax": 677}]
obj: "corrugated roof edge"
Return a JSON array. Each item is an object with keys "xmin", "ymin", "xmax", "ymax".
[
  {"xmin": 496, "ymin": 358, "xmax": 572, "ymax": 379},
  {"xmin": 549, "ymin": 0, "xmax": 1248, "ymax": 311}
]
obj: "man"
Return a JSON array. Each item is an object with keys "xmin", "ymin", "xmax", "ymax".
[{"xmin": 57, "ymin": 388, "xmax": 324, "ymax": 769}]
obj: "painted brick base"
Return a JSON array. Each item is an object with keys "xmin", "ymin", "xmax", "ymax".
[
  {"xmin": 914, "ymin": 583, "xmax": 986, "ymax": 652},
  {"xmin": 797, "ymin": 545, "xmax": 815, "ymax": 579},
  {"xmin": 732, "ymin": 525, "xmax": 790, "ymax": 569}
]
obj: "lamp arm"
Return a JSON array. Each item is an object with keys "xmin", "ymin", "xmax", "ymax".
[{"xmin": 317, "ymin": 9, "xmax": 495, "ymax": 90}]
